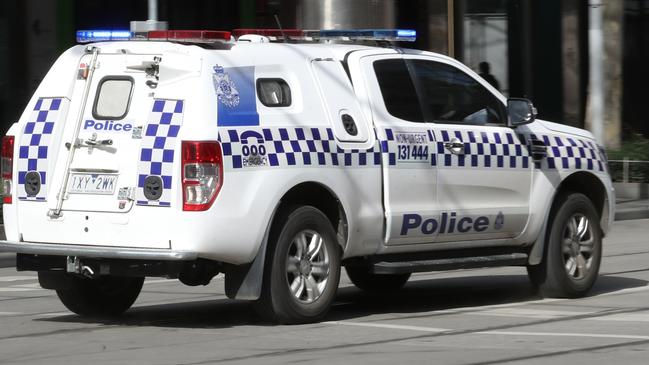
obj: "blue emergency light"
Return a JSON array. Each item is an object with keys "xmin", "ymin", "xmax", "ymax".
[
  {"xmin": 312, "ymin": 29, "xmax": 417, "ymax": 42},
  {"xmin": 76, "ymin": 30, "xmax": 132, "ymax": 43}
]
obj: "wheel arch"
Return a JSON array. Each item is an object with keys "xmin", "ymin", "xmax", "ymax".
[
  {"xmin": 224, "ymin": 180, "xmax": 348, "ymax": 300},
  {"xmin": 528, "ymin": 171, "xmax": 609, "ymax": 265},
  {"xmin": 273, "ymin": 181, "xmax": 349, "ymax": 251}
]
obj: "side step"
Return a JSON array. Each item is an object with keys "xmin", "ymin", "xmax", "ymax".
[{"xmin": 371, "ymin": 253, "xmax": 529, "ymax": 274}]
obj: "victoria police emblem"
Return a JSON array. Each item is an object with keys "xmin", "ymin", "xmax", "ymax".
[{"xmin": 212, "ymin": 65, "xmax": 240, "ymax": 108}]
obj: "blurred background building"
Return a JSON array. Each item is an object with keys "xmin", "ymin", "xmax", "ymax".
[{"xmin": 1, "ymin": 0, "xmax": 647, "ymax": 149}]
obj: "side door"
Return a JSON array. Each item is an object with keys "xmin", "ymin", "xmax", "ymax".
[
  {"xmin": 405, "ymin": 56, "xmax": 532, "ymax": 242},
  {"xmin": 359, "ymin": 55, "xmax": 440, "ymax": 245}
]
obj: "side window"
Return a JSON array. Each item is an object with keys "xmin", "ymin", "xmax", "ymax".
[
  {"xmin": 93, "ymin": 77, "xmax": 133, "ymax": 120},
  {"xmin": 373, "ymin": 59, "xmax": 424, "ymax": 123},
  {"xmin": 257, "ymin": 78, "xmax": 291, "ymax": 107},
  {"xmin": 409, "ymin": 60, "xmax": 506, "ymax": 126}
]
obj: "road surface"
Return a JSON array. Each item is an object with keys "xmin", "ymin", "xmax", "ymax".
[{"xmin": 0, "ymin": 219, "xmax": 648, "ymax": 364}]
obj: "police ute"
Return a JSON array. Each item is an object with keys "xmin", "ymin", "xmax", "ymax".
[{"xmin": 0, "ymin": 28, "xmax": 614, "ymax": 323}]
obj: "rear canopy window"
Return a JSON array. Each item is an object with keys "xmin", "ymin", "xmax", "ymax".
[
  {"xmin": 257, "ymin": 79, "xmax": 291, "ymax": 107},
  {"xmin": 93, "ymin": 77, "xmax": 134, "ymax": 120}
]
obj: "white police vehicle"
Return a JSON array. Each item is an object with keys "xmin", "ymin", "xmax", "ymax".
[{"xmin": 0, "ymin": 28, "xmax": 614, "ymax": 323}]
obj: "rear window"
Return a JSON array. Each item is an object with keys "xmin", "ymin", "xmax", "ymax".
[
  {"xmin": 257, "ymin": 79, "xmax": 291, "ymax": 107},
  {"xmin": 373, "ymin": 59, "xmax": 424, "ymax": 123},
  {"xmin": 93, "ymin": 77, "xmax": 134, "ymax": 120}
]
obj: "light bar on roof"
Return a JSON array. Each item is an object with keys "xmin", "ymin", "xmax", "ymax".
[
  {"xmin": 76, "ymin": 30, "xmax": 132, "ymax": 43},
  {"xmin": 233, "ymin": 29, "xmax": 305, "ymax": 39},
  {"xmin": 312, "ymin": 29, "xmax": 417, "ymax": 42},
  {"xmin": 147, "ymin": 30, "xmax": 232, "ymax": 43}
]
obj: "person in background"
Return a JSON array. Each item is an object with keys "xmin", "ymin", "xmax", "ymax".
[{"xmin": 479, "ymin": 61, "xmax": 500, "ymax": 91}]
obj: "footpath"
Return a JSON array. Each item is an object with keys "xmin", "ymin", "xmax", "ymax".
[{"xmin": 0, "ymin": 200, "xmax": 647, "ymax": 268}]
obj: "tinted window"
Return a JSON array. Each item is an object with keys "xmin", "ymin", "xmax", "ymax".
[
  {"xmin": 409, "ymin": 60, "xmax": 506, "ymax": 125},
  {"xmin": 257, "ymin": 79, "xmax": 291, "ymax": 107},
  {"xmin": 93, "ymin": 77, "xmax": 133, "ymax": 120},
  {"xmin": 373, "ymin": 59, "xmax": 424, "ymax": 123}
]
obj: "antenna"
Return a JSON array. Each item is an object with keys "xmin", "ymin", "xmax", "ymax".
[{"xmin": 274, "ymin": 14, "xmax": 288, "ymax": 42}]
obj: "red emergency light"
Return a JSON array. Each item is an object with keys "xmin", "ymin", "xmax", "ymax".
[{"xmin": 147, "ymin": 30, "xmax": 232, "ymax": 43}]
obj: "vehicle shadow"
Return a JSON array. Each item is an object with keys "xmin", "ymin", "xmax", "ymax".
[
  {"xmin": 37, "ymin": 274, "xmax": 647, "ymax": 329},
  {"xmin": 329, "ymin": 273, "xmax": 648, "ymax": 321}
]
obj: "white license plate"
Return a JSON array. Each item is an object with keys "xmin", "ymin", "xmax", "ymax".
[{"xmin": 68, "ymin": 173, "xmax": 118, "ymax": 195}]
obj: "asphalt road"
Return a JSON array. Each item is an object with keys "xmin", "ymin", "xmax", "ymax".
[{"xmin": 0, "ymin": 219, "xmax": 648, "ymax": 364}]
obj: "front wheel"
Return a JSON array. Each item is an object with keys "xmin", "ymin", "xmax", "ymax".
[
  {"xmin": 56, "ymin": 275, "xmax": 144, "ymax": 317},
  {"xmin": 528, "ymin": 192, "xmax": 602, "ymax": 298},
  {"xmin": 254, "ymin": 206, "xmax": 341, "ymax": 324}
]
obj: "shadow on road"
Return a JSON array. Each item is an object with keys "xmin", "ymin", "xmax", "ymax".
[{"xmin": 37, "ymin": 274, "xmax": 648, "ymax": 328}]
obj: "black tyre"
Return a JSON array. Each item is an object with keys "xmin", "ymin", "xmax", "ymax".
[
  {"xmin": 56, "ymin": 276, "xmax": 144, "ymax": 317},
  {"xmin": 346, "ymin": 266, "xmax": 410, "ymax": 292},
  {"xmin": 527, "ymin": 192, "xmax": 602, "ymax": 297},
  {"xmin": 254, "ymin": 206, "xmax": 341, "ymax": 324}
]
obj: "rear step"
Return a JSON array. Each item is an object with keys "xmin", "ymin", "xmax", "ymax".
[{"xmin": 371, "ymin": 253, "xmax": 529, "ymax": 274}]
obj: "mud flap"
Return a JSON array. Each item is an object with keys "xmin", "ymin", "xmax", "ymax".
[
  {"xmin": 224, "ymin": 206, "xmax": 276, "ymax": 300},
  {"xmin": 224, "ymin": 240, "xmax": 268, "ymax": 300},
  {"xmin": 528, "ymin": 207, "xmax": 551, "ymax": 265}
]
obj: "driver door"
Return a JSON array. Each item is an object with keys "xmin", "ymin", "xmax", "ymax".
[{"xmin": 404, "ymin": 56, "xmax": 533, "ymax": 241}]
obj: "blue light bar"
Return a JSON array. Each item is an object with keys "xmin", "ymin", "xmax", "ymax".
[
  {"xmin": 76, "ymin": 30, "xmax": 132, "ymax": 43},
  {"xmin": 310, "ymin": 29, "xmax": 417, "ymax": 42}
]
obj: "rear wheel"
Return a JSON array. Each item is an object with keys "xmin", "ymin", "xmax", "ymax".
[
  {"xmin": 346, "ymin": 266, "xmax": 410, "ymax": 292},
  {"xmin": 528, "ymin": 192, "xmax": 602, "ymax": 297},
  {"xmin": 56, "ymin": 276, "xmax": 144, "ymax": 317},
  {"xmin": 254, "ymin": 206, "xmax": 341, "ymax": 324}
]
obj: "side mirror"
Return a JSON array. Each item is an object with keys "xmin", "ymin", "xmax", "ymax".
[{"xmin": 507, "ymin": 98, "xmax": 537, "ymax": 127}]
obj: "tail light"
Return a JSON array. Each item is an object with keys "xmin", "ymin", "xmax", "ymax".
[
  {"xmin": 182, "ymin": 141, "xmax": 223, "ymax": 211},
  {"xmin": 1, "ymin": 136, "xmax": 14, "ymax": 204}
]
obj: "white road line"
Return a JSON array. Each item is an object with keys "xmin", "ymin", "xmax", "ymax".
[
  {"xmin": 477, "ymin": 330, "xmax": 649, "ymax": 341},
  {"xmin": 590, "ymin": 313, "xmax": 649, "ymax": 322},
  {"xmin": 0, "ymin": 287, "xmax": 45, "ymax": 292},
  {"xmin": 325, "ymin": 321, "xmax": 649, "ymax": 341},
  {"xmin": 0, "ymin": 276, "xmax": 36, "ymax": 282},
  {"xmin": 35, "ymin": 312, "xmax": 72, "ymax": 318},
  {"xmin": 386, "ymin": 298, "xmax": 563, "ymax": 318},
  {"xmin": 0, "ymin": 312, "xmax": 22, "ymax": 316},
  {"xmin": 471, "ymin": 308, "xmax": 591, "ymax": 319},
  {"xmin": 324, "ymin": 321, "xmax": 449, "ymax": 333}
]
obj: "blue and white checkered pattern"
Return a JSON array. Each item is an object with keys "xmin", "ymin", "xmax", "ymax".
[
  {"xmin": 217, "ymin": 126, "xmax": 605, "ymax": 175},
  {"xmin": 535, "ymin": 134, "xmax": 605, "ymax": 172},
  {"xmin": 17, "ymin": 97, "xmax": 66, "ymax": 201},
  {"xmin": 218, "ymin": 127, "xmax": 382, "ymax": 169},
  {"xmin": 435, "ymin": 129, "xmax": 531, "ymax": 169},
  {"xmin": 136, "ymin": 99, "xmax": 184, "ymax": 206}
]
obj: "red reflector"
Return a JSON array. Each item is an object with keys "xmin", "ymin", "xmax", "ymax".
[
  {"xmin": 148, "ymin": 30, "xmax": 231, "ymax": 42},
  {"xmin": 182, "ymin": 141, "xmax": 223, "ymax": 211},
  {"xmin": 1, "ymin": 136, "xmax": 14, "ymax": 160},
  {"xmin": 1, "ymin": 136, "xmax": 14, "ymax": 204},
  {"xmin": 233, "ymin": 29, "xmax": 304, "ymax": 38}
]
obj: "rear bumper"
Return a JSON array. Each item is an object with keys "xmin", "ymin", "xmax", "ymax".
[{"xmin": 0, "ymin": 241, "xmax": 198, "ymax": 261}]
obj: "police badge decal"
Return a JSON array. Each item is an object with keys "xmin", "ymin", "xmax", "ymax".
[{"xmin": 212, "ymin": 65, "xmax": 240, "ymax": 108}]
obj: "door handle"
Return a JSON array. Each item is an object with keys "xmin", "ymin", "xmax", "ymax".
[{"xmin": 444, "ymin": 138, "xmax": 465, "ymax": 155}]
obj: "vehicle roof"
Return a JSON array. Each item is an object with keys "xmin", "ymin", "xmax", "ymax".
[{"xmin": 80, "ymin": 40, "xmax": 442, "ymax": 63}]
